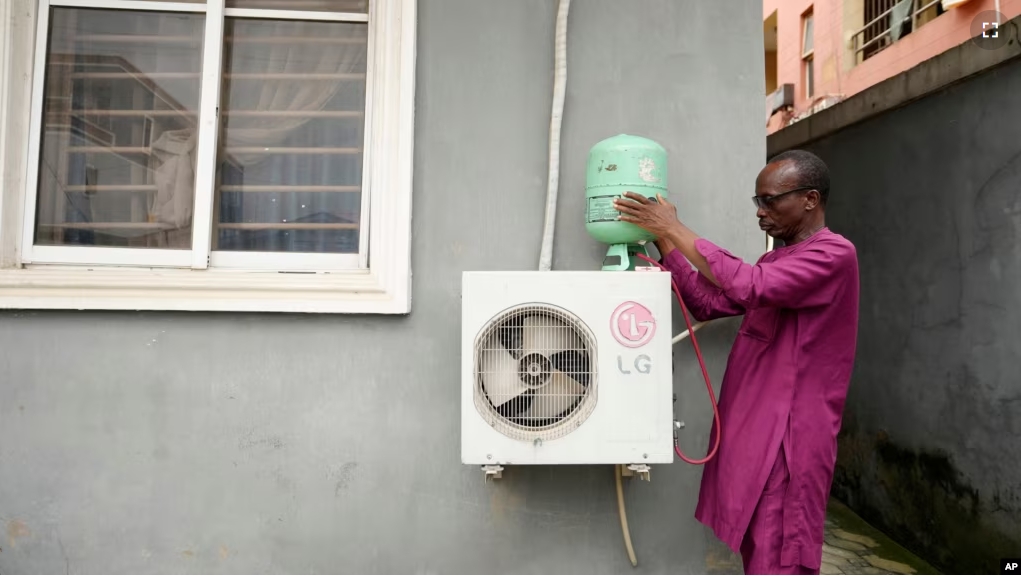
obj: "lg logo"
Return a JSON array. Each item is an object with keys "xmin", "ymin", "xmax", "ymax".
[
  {"xmin": 610, "ymin": 301, "xmax": 656, "ymax": 348},
  {"xmin": 617, "ymin": 354, "xmax": 652, "ymax": 375},
  {"xmin": 611, "ymin": 301, "xmax": 657, "ymax": 376}
]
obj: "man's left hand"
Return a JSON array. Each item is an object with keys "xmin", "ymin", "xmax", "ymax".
[{"xmin": 614, "ymin": 192, "xmax": 680, "ymax": 239}]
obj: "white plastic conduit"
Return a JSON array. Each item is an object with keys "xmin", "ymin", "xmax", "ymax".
[
  {"xmin": 538, "ymin": 0, "xmax": 571, "ymax": 272},
  {"xmin": 673, "ymin": 321, "xmax": 708, "ymax": 344}
]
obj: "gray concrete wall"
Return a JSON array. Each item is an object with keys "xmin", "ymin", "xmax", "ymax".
[
  {"xmin": 0, "ymin": 1, "xmax": 765, "ymax": 573},
  {"xmin": 779, "ymin": 56, "xmax": 1021, "ymax": 574}
]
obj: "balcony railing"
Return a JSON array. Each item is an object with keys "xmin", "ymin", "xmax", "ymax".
[{"xmin": 851, "ymin": 0, "xmax": 943, "ymax": 63}]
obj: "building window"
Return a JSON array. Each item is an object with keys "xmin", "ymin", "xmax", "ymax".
[
  {"xmin": 802, "ymin": 9, "xmax": 814, "ymax": 100},
  {"xmin": 764, "ymin": 10, "xmax": 778, "ymax": 95},
  {"xmin": 0, "ymin": 0, "xmax": 416, "ymax": 313},
  {"xmin": 854, "ymin": 0, "xmax": 946, "ymax": 64},
  {"xmin": 860, "ymin": 0, "xmax": 898, "ymax": 61}
]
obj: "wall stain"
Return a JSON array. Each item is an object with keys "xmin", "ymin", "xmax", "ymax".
[
  {"xmin": 330, "ymin": 462, "xmax": 358, "ymax": 495},
  {"xmin": 486, "ymin": 476, "xmax": 527, "ymax": 522},
  {"xmin": 57, "ymin": 536, "xmax": 70, "ymax": 575},
  {"xmin": 833, "ymin": 424, "xmax": 1021, "ymax": 574},
  {"xmin": 6, "ymin": 519, "xmax": 30, "ymax": 548},
  {"xmin": 238, "ymin": 434, "xmax": 284, "ymax": 451}
]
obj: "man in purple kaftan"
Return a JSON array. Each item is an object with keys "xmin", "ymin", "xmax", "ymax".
[{"xmin": 614, "ymin": 150, "xmax": 859, "ymax": 575}]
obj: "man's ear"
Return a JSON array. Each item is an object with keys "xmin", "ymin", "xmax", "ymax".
[{"xmin": 804, "ymin": 189, "xmax": 820, "ymax": 210}]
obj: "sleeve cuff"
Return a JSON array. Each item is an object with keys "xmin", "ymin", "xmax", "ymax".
[{"xmin": 661, "ymin": 248, "xmax": 689, "ymax": 272}]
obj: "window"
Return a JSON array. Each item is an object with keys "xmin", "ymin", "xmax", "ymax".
[
  {"xmin": 0, "ymin": 0, "xmax": 416, "ymax": 313},
  {"xmin": 855, "ymin": 0, "xmax": 944, "ymax": 63},
  {"xmin": 801, "ymin": 9, "xmax": 814, "ymax": 100},
  {"xmin": 859, "ymin": 0, "xmax": 896, "ymax": 61}
]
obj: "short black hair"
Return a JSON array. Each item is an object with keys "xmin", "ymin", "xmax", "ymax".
[{"xmin": 767, "ymin": 149, "xmax": 830, "ymax": 205}]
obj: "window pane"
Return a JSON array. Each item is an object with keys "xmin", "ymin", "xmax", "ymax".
[
  {"xmin": 806, "ymin": 57, "xmax": 815, "ymax": 98},
  {"xmin": 214, "ymin": 18, "xmax": 367, "ymax": 254},
  {"xmin": 803, "ymin": 15, "xmax": 814, "ymax": 54},
  {"xmin": 226, "ymin": 0, "xmax": 368, "ymax": 12},
  {"xmin": 34, "ymin": 8, "xmax": 203, "ymax": 249}
]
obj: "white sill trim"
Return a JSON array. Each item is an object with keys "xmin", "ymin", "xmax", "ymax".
[{"xmin": 0, "ymin": 267, "xmax": 410, "ymax": 314}]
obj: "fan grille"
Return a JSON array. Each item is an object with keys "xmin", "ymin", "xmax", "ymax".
[{"xmin": 473, "ymin": 303, "xmax": 598, "ymax": 442}]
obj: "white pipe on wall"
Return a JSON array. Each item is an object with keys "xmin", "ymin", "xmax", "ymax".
[
  {"xmin": 538, "ymin": 0, "xmax": 570, "ymax": 272},
  {"xmin": 672, "ymin": 321, "xmax": 707, "ymax": 344}
]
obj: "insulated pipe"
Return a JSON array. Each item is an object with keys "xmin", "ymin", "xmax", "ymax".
[
  {"xmin": 673, "ymin": 320, "xmax": 707, "ymax": 344},
  {"xmin": 538, "ymin": 0, "xmax": 570, "ymax": 272},
  {"xmin": 615, "ymin": 464, "xmax": 639, "ymax": 567}
]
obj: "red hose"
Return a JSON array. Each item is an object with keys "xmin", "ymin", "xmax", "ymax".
[{"xmin": 635, "ymin": 253, "xmax": 721, "ymax": 465}]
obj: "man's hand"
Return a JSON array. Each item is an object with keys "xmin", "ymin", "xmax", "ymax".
[
  {"xmin": 613, "ymin": 192, "xmax": 680, "ymax": 239},
  {"xmin": 615, "ymin": 191, "xmax": 720, "ymax": 286}
]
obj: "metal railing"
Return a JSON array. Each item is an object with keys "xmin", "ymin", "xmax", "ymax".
[{"xmin": 850, "ymin": 0, "xmax": 943, "ymax": 63}]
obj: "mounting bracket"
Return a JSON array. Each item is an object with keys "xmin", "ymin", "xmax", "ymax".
[
  {"xmin": 621, "ymin": 464, "xmax": 652, "ymax": 481},
  {"xmin": 481, "ymin": 465, "xmax": 504, "ymax": 481}
]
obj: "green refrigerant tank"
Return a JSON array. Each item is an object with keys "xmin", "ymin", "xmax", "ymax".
[{"xmin": 585, "ymin": 134, "xmax": 668, "ymax": 271}]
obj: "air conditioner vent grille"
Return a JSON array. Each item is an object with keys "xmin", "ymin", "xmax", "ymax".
[{"xmin": 473, "ymin": 303, "xmax": 598, "ymax": 442}]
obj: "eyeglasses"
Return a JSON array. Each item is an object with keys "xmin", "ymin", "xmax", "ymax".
[{"xmin": 752, "ymin": 186, "xmax": 816, "ymax": 210}]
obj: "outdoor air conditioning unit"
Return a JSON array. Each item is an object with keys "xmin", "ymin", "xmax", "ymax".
[
  {"xmin": 460, "ymin": 270, "xmax": 674, "ymax": 478},
  {"xmin": 768, "ymin": 83, "xmax": 795, "ymax": 117}
]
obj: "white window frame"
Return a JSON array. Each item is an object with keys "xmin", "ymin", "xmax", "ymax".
[{"xmin": 0, "ymin": 0, "xmax": 415, "ymax": 314}]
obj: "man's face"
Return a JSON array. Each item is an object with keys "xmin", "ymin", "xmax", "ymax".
[{"xmin": 753, "ymin": 161, "xmax": 819, "ymax": 239}]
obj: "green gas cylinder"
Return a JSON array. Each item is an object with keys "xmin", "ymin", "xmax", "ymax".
[{"xmin": 584, "ymin": 134, "xmax": 668, "ymax": 271}]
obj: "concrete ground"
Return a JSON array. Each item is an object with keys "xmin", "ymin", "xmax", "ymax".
[
  {"xmin": 821, "ymin": 499, "xmax": 939, "ymax": 575},
  {"xmin": 703, "ymin": 497, "xmax": 940, "ymax": 575}
]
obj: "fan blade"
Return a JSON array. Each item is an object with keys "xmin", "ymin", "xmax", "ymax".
[
  {"xmin": 522, "ymin": 314, "xmax": 583, "ymax": 356},
  {"xmin": 520, "ymin": 371, "xmax": 586, "ymax": 421},
  {"xmin": 496, "ymin": 315, "xmax": 525, "ymax": 359},
  {"xmin": 548, "ymin": 350, "xmax": 591, "ymax": 387},
  {"xmin": 480, "ymin": 337, "xmax": 529, "ymax": 405},
  {"xmin": 495, "ymin": 390, "xmax": 534, "ymax": 419}
]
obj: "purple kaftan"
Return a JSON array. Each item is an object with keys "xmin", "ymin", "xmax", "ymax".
[{"xmin": 662, "ymin": 228, "xmax": 859, "ymax": 570}]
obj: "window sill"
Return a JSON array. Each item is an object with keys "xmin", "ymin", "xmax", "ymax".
[{"xmin": 0, "ymin": 266, "xmax": 412, "ymax": 314}]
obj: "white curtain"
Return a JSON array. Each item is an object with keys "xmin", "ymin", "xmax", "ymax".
[{"xmin": 152, "ymin": 18, "xmax": 366, "ymax": 226}]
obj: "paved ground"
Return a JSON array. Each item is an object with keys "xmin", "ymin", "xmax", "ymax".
[
  {"xmin": 703, "ymin": 497, "xmax": 940, "ymax": 575},
  {"xmin": 820, "ymin": 499, "xmax": 938, "ymax": 575}
]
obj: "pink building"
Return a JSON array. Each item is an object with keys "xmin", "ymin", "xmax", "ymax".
[{"xmin": 765, "ymin": 0, "xmax": 1021, "ymax": 134}]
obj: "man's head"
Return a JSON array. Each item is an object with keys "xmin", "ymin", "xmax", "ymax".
[{"xmin": 754, "ymin": 149, "xmax": 830, "ymax": 241}]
